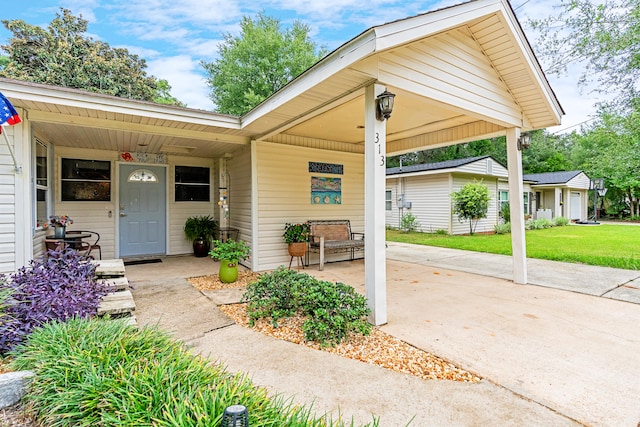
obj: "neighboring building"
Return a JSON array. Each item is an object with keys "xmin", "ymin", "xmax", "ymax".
[
  {"xmin": 0, "ymin": 0, "xmax": 562, "ymax": 308},
  {"xmin": 386, "ymin": 158, "xmax": 590, "ymax": 234},
  {"xmin": 523, "ymin": 171, "xmax": 591, "ymax": 221}
]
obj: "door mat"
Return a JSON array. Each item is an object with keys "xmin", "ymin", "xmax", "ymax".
[{"xmin": 124, "ymin": 259, "xmax": 162, "ymax": 266}]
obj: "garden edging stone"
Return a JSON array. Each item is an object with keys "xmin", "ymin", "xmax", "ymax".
[{"xmin": 0, "ymin": 370, "xmax": 34, "ymax": 408}]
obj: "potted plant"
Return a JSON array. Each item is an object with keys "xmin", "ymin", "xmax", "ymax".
[
  {"xmin": 184, "ymin": 215, "xmax": 218, "ymax": 257},
  {"xmin": 49, "ymin": 214, "xmax": 73, "ymax": 238},
  {"xmin": 283, "ymin": 222, "xmax": 310, "ymax": 257},
  {"xmin": 209, "ymin": 239, "xmax": 251, "ymax": 283}
]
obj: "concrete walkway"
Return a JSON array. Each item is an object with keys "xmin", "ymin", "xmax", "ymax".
[{"xmin": 126, "ymin": 248, "xmax": 640, "ymax": 426}]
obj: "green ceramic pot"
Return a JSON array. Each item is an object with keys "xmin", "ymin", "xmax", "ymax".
[{"xmin": 219, "ymin": 259, "xmax": 238, "ymax": 283}]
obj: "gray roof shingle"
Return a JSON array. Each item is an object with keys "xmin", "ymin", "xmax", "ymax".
[
  {"xmin": 386, "ymin": 155, "xmax": 492, "ymax": 176},
  {"xmin": 522, "ymin": 171, "xmax": 584, "ymax": 184}
]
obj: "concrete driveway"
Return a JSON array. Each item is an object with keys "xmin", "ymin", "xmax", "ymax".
[{"xmin": 126, "ymin": 245, "xmax": 640, "ymax": 426}]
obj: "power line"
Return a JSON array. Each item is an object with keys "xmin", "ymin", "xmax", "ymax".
[{"xmin": 513, "ymin": 0, "xmax": 532, "ymax": 10}]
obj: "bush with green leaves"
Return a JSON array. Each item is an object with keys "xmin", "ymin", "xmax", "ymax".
[
  {"xmin": 527, "ymin": 218, "xmax": 553, "ymax": 230},
  {"xmin": 243, "ymin": 267, "xmax": 371, "ymax": 347},
  {"xmin": 553, "ymin": 216, "xmax": 570, "ymax": 226},
  {"xmin": 499, "ymin": 201, "xmax": 511, "ymax": 223},
  {"xmin": 399, "ymin": 212, "xmax": 420, "ymax": 232},
  {"xmin": 10, "ymin": 318, "xmax": 371, "ymax": 427},
  {"xmin": 494, "ymin": 222, "xmax": 511, "ymax": 234},
  {"xmin": 451, "ymin": 180, "xmax": 490, "ymax": 234}
]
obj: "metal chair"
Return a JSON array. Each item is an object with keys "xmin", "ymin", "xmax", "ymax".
[
  {"xmin": 65, "ymin": 230, "xmax": 102, "ymax": 259},
  {"xmin": 44, "ymin": 239, "xmax": 93, "ymax": 259}
]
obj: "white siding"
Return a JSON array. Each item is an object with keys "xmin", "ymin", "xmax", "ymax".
[
  {"xmin": 567, "ymin": 172, "xmax": 591, "ymax": 190},
  {"xmin": 228, "ymin": 145, "xmax": 253, "ymax": 268},
  {"xmin": 254, "ymin": 141, "xmax": 364, "ymax": 271}
]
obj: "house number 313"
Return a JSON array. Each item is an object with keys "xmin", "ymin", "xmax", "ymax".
[{"xmin": 375, "ymin": 132, "xmax": 385, "ymax": 166}]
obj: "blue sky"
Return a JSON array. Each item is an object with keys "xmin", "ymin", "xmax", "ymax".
[{"xmin": 0, "ymin": 0, "xmax": 606, "ymax": 133}]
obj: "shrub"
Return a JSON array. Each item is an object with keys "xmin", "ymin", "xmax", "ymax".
[
  {"xmin": 0, "ymin": 248, "xmax": 111, "ymax": 355},
  {"xmin": 243, "ymin": 266, "xmax": 371, "ymax": 347},
  {"xmin": 10, "ymin": 318, "xmax": 346, "ymax": 426},
  {"xmin": 400, "ymin": 212, "xmax": 420, "ymax": 232},
  {"xmin": 499, "ymin": 201, "xmax": 511, "ymax": 223},
  {"xmin": 451, "ymin": 180, "xmax": 490, "ymax": 234},
  {"xmin": 553, "ymin": 216, "xmax": 570, "ymax": 226},
  {"xmin": 527, "ymin": 218, "xmax": 553, "ymax": 230},
  {"xmin": 434, "ymin": 229, "xmax": 449, "ymax": 235},
  {"xmin": 494, "ymin": 222, "xmax": 511, "ymax": 234}
]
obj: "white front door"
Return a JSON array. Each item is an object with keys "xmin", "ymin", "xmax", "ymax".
[
  {"xmin": 118, "ymin": 164, "xmax": 167, "ymax": 257},
  {"xmin": 570, "ymin": 192, "xmax": 581, "ymax": 221}
]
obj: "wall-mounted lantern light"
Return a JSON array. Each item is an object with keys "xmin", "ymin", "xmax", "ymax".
[
  {"xmin": 376, "ymin": 90, "xmax": 396, "ymax": 121},
  {"xmin": 517, "ymin": 132, "xmax": 531, "ymax": 150}
]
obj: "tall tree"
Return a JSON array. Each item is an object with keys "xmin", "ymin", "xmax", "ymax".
[
  {"xmin": 530, "ymin": 0, "xmax": 640, "ymax": 106},
  {"xmin": 202, "ymin": 13, "xmax": 326, "ymax": 115},
  {"xmin": 1, "ymin": 8, "xmax": 158, "ymax": 101},
  {"xmin": 573, "ymin": 105, "xmax": 640, "ymax": 216},
  {"xmin": 154, "ymin": 79, "xmax": 186, "ymax": 107}
]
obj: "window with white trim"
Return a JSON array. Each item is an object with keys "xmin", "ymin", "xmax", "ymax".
[
  {"xmin": 34, "ymin": 139, "xmax": 51, "ymax": 229},
  {"xmin": 385, "ymin": 189, "xmax": 392, "ymax": 210},
  {"xmin": 523, "ymin": 192, "xmax": 530, "ymax": 215}
]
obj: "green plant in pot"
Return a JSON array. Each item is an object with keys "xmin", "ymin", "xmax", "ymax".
[
  {"xmin": 209, "ymin": 239, "xmax": 251, "ymax": 283},
  {"xmin": 184, "ymin": 215, "xmax": 218, "ymax": 257}
]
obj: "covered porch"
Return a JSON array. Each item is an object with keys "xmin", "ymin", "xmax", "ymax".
[{"xmin": 1, "ymin": 0, "xmax": 562, "ymax": 325}]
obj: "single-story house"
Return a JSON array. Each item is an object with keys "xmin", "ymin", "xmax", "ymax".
[
  {"xmin": 0, "ymin": 0, "xmax": 563, "ymax": 324},
  {"xmin": 523, "ymin": 171, "xmax": 591, "ymax": 221},
  {"xmin": 386, "ymin": 157, "xmax": 590, "ymax": 233}
]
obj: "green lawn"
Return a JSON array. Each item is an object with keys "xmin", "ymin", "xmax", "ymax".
[{"xmin": 386, "ymin": 224, "xmax": 640, "ymax": 270}]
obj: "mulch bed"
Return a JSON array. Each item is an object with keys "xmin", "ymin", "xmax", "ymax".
[{"xmin": 187, "ymin": 273, "xmax": 481, "ymax": 383}]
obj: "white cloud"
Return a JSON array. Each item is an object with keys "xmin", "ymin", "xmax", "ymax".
[{"xmin": 146, "ymin": 55, "xmax": 212, "ymax": 110}]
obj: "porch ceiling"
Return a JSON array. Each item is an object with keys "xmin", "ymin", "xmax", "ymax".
[{"xmin": 2, "ymin": 78, "xmax": 253, "ymax": 158}]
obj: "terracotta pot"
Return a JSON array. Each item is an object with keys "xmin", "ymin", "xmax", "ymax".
[{"xmin": 287, "ymin": 242, "xmax": 307, "ymax": 257}]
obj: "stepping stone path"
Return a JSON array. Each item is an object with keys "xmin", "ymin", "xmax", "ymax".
[{"xmin": 93, "ymin": 259, "xmax": 136, "ymax": 326}]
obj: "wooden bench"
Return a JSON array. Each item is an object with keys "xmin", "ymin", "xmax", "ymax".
[{"xmin": 306, "ymin": 220, "xmax": 364, "ymax": 270}]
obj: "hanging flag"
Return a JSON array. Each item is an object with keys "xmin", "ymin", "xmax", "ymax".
[{"xmin": 0, "ymin": 92, "xmax": 21, "ymax": 128}]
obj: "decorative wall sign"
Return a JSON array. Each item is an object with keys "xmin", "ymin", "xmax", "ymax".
[
  {"xmin": 311, "ymin": 176, "xmax": 341, "ymax": 204},
  {"xmin": 120, "ymin": 152, "xmax": 167, "ymax": 164},
  {"xmin": 308, "ymin": 162, "xmax": 343, "ymax": 175}
]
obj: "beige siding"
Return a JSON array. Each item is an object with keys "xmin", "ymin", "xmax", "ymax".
[
  {"xmin": 458, "ymin": 158, "xmax": 508, "ymax": 178},
  {"xmin": 53, "ymin": 147, "xmax": 119, "ymax": 259},
  {"xmin": 227, "ymin": 145, "xmax": 253, "ymax": 268},
  {"xmin": 168, "ymin": 155, "xmax": 217, "ymax": 255},
  {"xmin": 386, "ymin": 178, "xmax": 400, "ymax": 228},
  {"xmin": 379, "ymin": 28, "xmax": 521, "ymax": 128},
  {"xmin": 254, "ymin": 141, "xmax": 363, "ymax": 271},
  {"xmin": 402, "ymin": 174, "xmax": 451, "ymax": 233}
]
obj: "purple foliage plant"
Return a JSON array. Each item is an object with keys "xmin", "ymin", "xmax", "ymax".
[{"xmin": 0, "ymin": 248, "xmax": 111, "ymax": 355}]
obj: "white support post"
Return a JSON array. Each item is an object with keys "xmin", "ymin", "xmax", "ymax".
[
  {"xmin": 506, "ymin": 128, "xmax": 527, "ymax": 284},
  {"xmin": 364, "ymin": 84, "xmax": 388, "ymax": 326}
]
